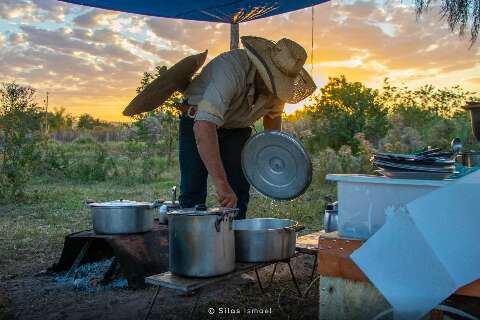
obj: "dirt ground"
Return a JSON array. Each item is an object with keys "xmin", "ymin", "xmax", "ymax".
[
  {"xmin": 0, "ymin": 253, "xmax": 319, "ymax": 320},
  {"xmin": 0, "ymin": 181, "xmax": 326, "ymax": 320}
]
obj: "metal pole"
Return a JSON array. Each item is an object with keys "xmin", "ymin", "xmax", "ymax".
[
  {"xmin": 230, "ymin": 23, "xmax": 239, "ymax": 50},
  {"xmin": 45, "ymin": 91, "xmax": 49, "ymax": 134}
]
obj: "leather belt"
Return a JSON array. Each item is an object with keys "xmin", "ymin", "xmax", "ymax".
[{"xmin": 175, "ymin": 103, "xmax": 197, "ymax": 118}]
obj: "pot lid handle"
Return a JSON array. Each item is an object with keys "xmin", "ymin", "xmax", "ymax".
[
  {"xmin": 195, "ymin": 204, "xmax": 207, "ymax": 211},
  {"xmin": 284, "ymin": 223, "xmax": 305, "ymax": 233}
]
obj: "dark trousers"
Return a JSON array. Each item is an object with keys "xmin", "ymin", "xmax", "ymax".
[{"xmin": 178, "ymin": 115, "xmax": 252, "ymax": 219}]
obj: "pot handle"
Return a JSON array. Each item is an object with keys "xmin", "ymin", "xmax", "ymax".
[
  {"xmin": 215, "ymin": 212, "xmax": 227, "ymax": 232},
  {"xmin": 150, "ymin": 199, "xmax": 164, "ymax": 209},
  {"xmin": 284, "ymin": 223, "xmax": 305, "ymax": 233},
  {"xmin": 214, "ymin": 208, "xmax": 238, "ymax": 232},
  {"xmin": 84, "ymin": 199, "xmax": 95, "ymax": 208}
]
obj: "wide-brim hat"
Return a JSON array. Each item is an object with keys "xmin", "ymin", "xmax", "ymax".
[
  {"xmin": 241, "ymin": 36, "xmax": 316, "ymax": 104},
  {"xmin": 123, "ymin": 50, "xmax": 208, "ymax": 116}
]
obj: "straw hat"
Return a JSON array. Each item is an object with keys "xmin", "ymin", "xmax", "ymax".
[
  {"xmin": 241, "ymin": 36, "xmax": 316, "ymax": 104},
  {"xmin": 123, "ymin": 50, "xmax": 208, "ymax": 116}
]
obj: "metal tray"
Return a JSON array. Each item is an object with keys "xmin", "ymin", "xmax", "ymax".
[
  {"xmin": 372, "ymin": 154, "xmax": 454, "ymax": 166},
  {"xmin": 376, "ymin": 170, "xmax": 454, "ymax": 180},
  {"xmin": 241, "ymin": 131, "xmax": 312, "ymax": 200},
  {"xmin": 373, "ymin": 160, "xmax": 455, "ymax": 173}
]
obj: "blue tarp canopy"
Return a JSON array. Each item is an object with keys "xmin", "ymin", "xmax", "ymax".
[{"xmin": 59, "ymin": 1, "xmax": 328, "ymax": 23}]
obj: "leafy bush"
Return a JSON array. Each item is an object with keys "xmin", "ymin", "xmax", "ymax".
[
  {"xmin": 288, "ymin": 76, "xmax": 479, "ymax": 154},
  {"xmin": 37, "ymin": 138, "xmax": 117, "ymax": 182},
  {"xmin": 304, "ymin": 76, "xmax": 389, "ymax": 153},
  {"xmin": 0, "ymin": 83, "xmax": 44, "ymax": 201},
  {"xmin": 77, "ymin": 113, "xmax": 112, "ymax": 130},
  {"xmin": 379, "ymin": 80, "xmax": 479, "ymax": 151},
  {"xmin": 35, "ymin": 138, "xmax": 175, "ymax": 185},
  {"xmin": 312, "ymin": 133, "xmax": 374, "ymax": 183}
]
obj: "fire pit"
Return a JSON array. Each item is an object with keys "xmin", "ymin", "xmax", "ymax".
[{"xmin": 50, "ymin": 220, "xmax": 169, "ymax": 289}]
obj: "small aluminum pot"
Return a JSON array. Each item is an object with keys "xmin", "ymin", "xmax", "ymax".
[
  {"xmin": 233, "ymin": 218, "xmax": 305, "ymax": 262},
  {"xmin": 324, "ymin": 201, "xmax": 338, "ymax": 233},
  {"xmin": 168, "ymin": 206, "xmax": 237, "ymax": 277},
  {"xmin": 456, "ymin": 152, "xmax": 480, "ymax": 167},
  {"xmin": 158, "ymin": 202, "xmax": 180, "ymax": 224},
  {"xmin": 158, "ymin": 186, "xmax": 180, "ymax": 224},
  {"xmin": 87, "ymin": 199, "xmax": 160, "ymax": 234}
]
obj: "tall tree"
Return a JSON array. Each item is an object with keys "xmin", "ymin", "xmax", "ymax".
[
  {"xmin": 77, "ymin": 113, "xmax": 111, "ymax": 130},
  {"xmin": 416, "ymin": 0, "xmax": 480, "ymax": 45},
  {"xmin": 305, "ymin": 76, "xmax": 389, "ymax": 152},
  {"xmin": 134, "ymin": 65, "xmax": 181, "ymax": 166}
]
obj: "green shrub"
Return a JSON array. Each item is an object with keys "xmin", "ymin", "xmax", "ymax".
[
  {"xmin": 0, "ymin": 83, "xmax": 44, "ymax": 202},
  {"xmin": 305, "ymin": 76, "xmax": 389, "ymax": 153},
  {"xmin": 72, "ymin": 134, "xmax": 97, "ymax": 145},
  {"xmin": 379, "ymin": 80, "xmax": 479, "ymax": 151}
]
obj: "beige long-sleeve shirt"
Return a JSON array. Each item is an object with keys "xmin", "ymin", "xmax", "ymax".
[{"xmin": 184, "ymin": 49, "xmax": 284, "ymax": 128}]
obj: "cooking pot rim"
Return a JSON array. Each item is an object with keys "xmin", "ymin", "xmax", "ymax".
[
  {"xmin": 87, "ymin": 199, "xmax": 155, "ymax": 209},
  {"xmin": 233, "ymin": 218, "xmax": 299, "ymax": 232},
  {"xmin": 168, "ymin": 207, "xmax": 238, "ymax": 216}
]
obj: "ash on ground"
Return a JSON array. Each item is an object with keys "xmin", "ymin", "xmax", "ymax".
[{"xmin": 54, "ymin": 259, "xmax": 128, "ymax": 291}]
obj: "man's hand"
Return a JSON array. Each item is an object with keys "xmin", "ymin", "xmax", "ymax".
[
  {"xmin": 216, "ymin": 181, "xmax": 238, "ymax": 208},
  {"xmin": 193, "ymin": 120, "xmax": 237, "ymax": 208},
  {"xmin": 263, "ymin": 115, "xmax": 282, "ymax": 131}
]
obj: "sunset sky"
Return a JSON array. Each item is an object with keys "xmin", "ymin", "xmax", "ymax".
[{"xmin": 0, "ymin": 0, "xmax": 479, "ymax": 121}]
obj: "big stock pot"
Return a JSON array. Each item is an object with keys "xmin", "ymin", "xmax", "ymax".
[{"xmin": 168, "ymin": 205, "xmax": 237, "ymax": 277}]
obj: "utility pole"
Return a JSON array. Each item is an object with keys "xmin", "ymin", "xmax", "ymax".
[
  {"xmin": 44, "ymin": 92, "xmax": 49, "ymax": 134},
  {"xmin": 230, "ymin": 23, "xmax": 239, "ymax": 50}
]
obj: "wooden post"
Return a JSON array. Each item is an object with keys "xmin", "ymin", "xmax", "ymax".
[{"xmin": 230, "ymin": 23, "xmax": 239, "ymax": 50}]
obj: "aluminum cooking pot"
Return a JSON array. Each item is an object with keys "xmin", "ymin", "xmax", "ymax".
[
  {"xmin": 159, "ymin": 186, "xmax": 180, "ymax": 224},
  {"xmin": 87, "ymin": 199, "xmax": 161, "ymax": 234},
  {"xmin": 233, "ymin": 218, "xmax": 305, "ymax": 262},
  {"xmin": 324, "ymin": 201, "xmax": 338, "ymax": 233},
  {"xmin": 456, "ymin": 152, "xmax": 480, "ymax": 167},
  {"xmin": 168, "ymin": 205, "xmax": 237, "ymax": 277}
]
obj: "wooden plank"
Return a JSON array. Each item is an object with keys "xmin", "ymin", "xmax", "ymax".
[
  {"xmin": 296, "ymin": 232, "xmax": 321, "ymax": 254},
  {"xmin": 317, "ymin": 235, "xmax": 368, "ymax": 282},
  {"xmin": 145, "ymin": 261, "xmax": 272, "ymax": 293},
  {"xmin": 456, "ymin": 280, "xmax": 480, "ymax": 298},
  {"xmin": 317, "ymin": 231, "xmax": 480, "ymax": 299},
  {"xmin": 296, "ymin": 231, "xmax": 353, "ymax": 254}
]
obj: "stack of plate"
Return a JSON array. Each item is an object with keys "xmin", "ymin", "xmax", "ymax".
[{"xmin": 372, "ymin": 149, "xmax": 456, "ymax": 180}]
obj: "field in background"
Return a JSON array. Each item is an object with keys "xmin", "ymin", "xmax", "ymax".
[
  {"xmin": 0, "ymin": 159, "xmax": 338, "ymax": 276},
  {"xmin": 2, "ymin": 76, "xmax": 479, "ymax": 277}
]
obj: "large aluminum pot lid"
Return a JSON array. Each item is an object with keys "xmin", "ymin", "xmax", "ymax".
[
  {"xmin": 168, "ymin": 206, "xmax": 237, "ymax": 216},
  {"xmin": 87, "ymin": 199, "xmax": 154, "ymax": 208},
  {"xmin": 241, "ymin": 131, "xmax": 312, "ymax": 200}
]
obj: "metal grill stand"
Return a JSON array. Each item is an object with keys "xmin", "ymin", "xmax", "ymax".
[
  {"xmin": 142, "ymin": 232, "xmax": 322, "ymax": 320},
  {"xmin": 143, "ymin": 256, "xmax": 303, "ymax": 320}
]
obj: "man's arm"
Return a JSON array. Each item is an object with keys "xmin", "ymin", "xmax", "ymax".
[
  {"xmin": 193, "ymin": 120, "xmax": 237, "ymax": 208},
  {"xmin": 263, "ymin": 115, "xmax": 282, "ymax": 131}
]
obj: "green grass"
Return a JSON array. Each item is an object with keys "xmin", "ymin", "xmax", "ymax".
[{"xmin": 0, "ymin": 173, "xmax": 332, "ymax": 275}]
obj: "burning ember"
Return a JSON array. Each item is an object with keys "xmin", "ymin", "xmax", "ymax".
[{"xmin": 54, "ymin": 258, "xmax": 128, "ymax": 291}]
